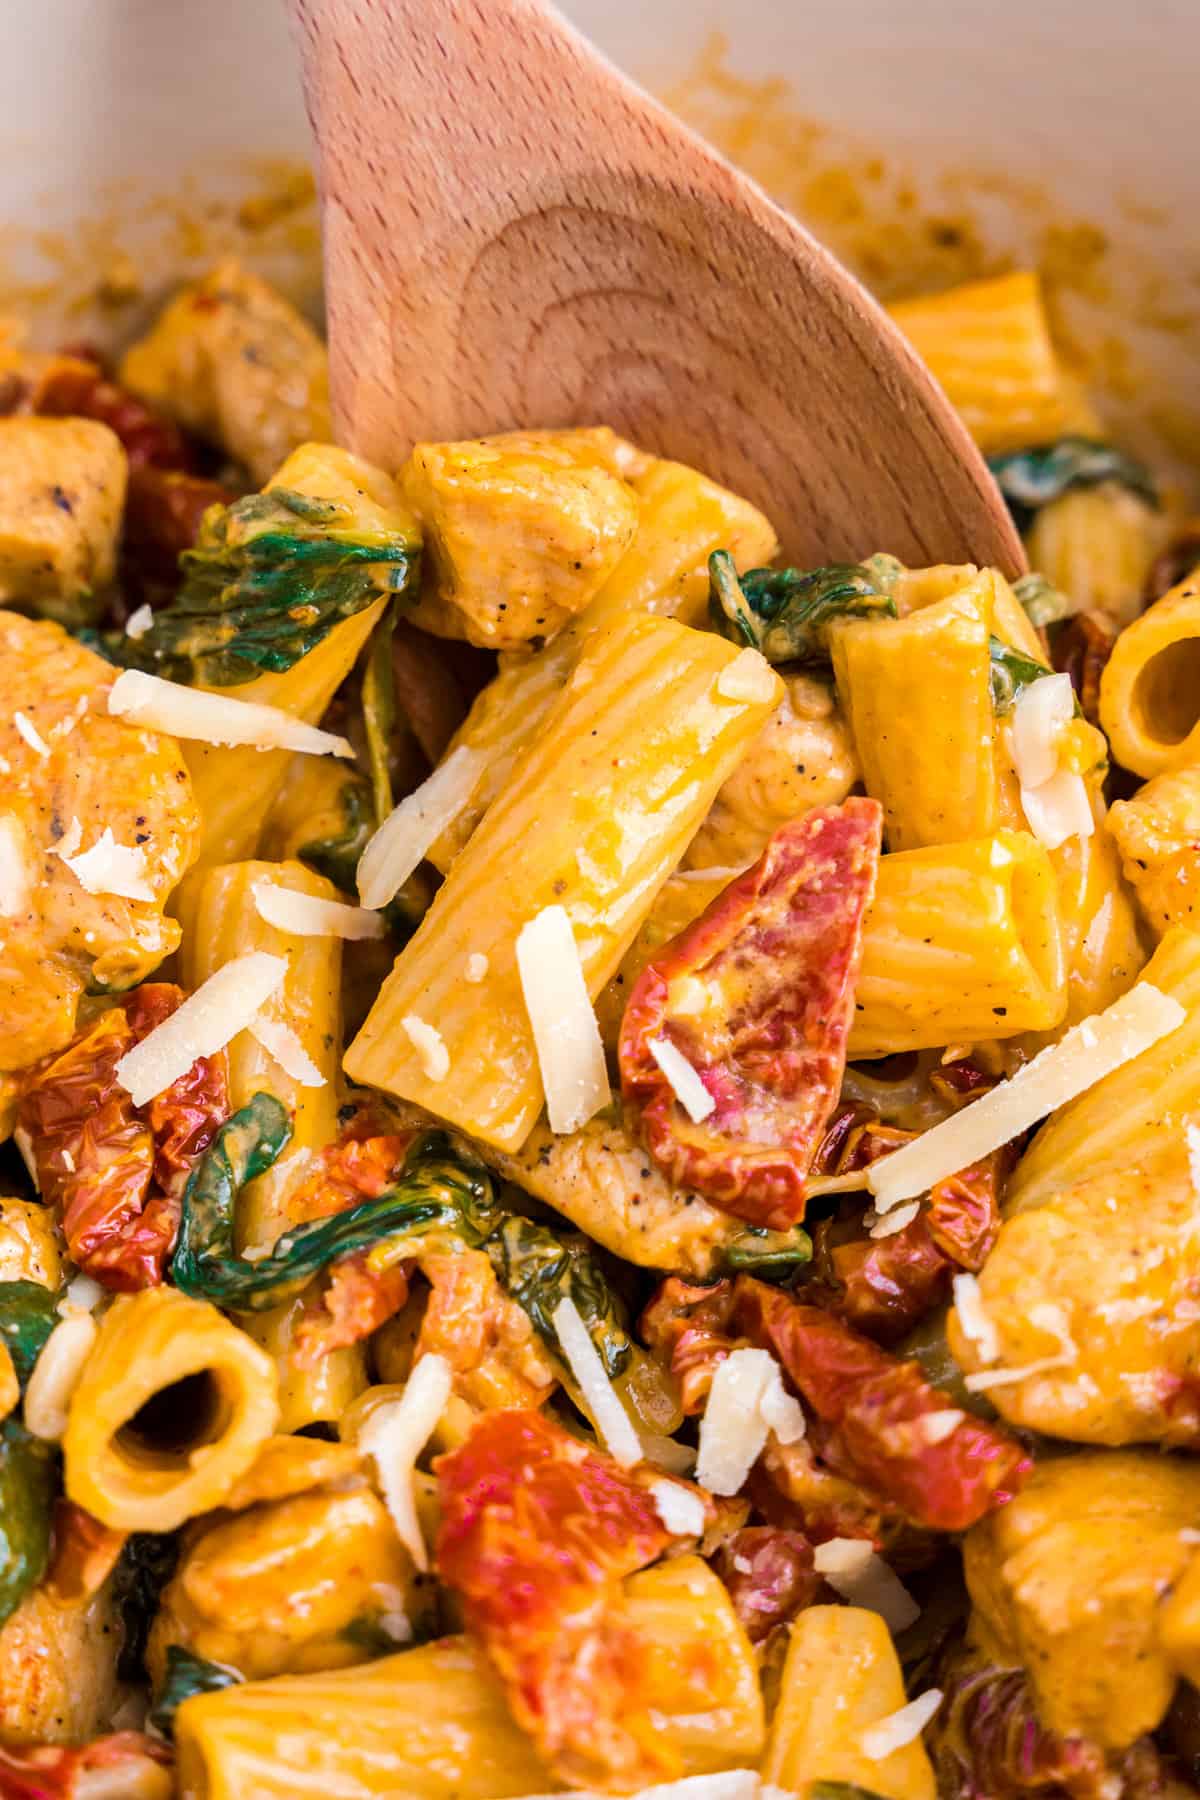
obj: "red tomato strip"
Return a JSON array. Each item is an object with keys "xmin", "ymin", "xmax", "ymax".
[
  {"xmin": 619, "ymin": 800, "xmax": 883, "ymax": 1230},
  {"xmin": 19, "ymin": 984, "xmax": 228, "ymax": 1290},
  {"xmin": 712, "ymin": 1525, "xmax": 821, "ymax": 1643},
  {"xmin": 436, "ymin": 1408, "xmax": 708, "ymax": 1790},
  {"xmin": 733, "ymin": 1277, "xmax": 1030, "ymax": 1531}
]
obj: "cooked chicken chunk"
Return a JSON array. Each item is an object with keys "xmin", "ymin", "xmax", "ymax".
[
  {"xmin": 684, "ymin": 671, "xmax": 859, "ymax": 872},
  {"xmin": 0, "ymin": 418, "xmax": 126, "ymax": 625},
  {"xmin": 400, "ymin": 429, "xmax": 640, "ymax": 649},
  {"xmin": 0, "ymin": 1580, "xmax": 122, "ymax": 1743},
  {"xmin": 1107, "ymin": 764, "xmax": 1200, "ymax": 936},
  {"xmin": 948, "ymin": 1154, "xmax": 1200, "ymax": 1445},
  {"xmin": 0, "ymin": 610, "xmax": 199, "ymax": 1071},
  {"xmin": 964, "ymin": 1451, "xmax": 1200, "ymax": 1749},
  {"xmin": 120, "ymin": 259, "xmax": 330, "ymax": 484}
]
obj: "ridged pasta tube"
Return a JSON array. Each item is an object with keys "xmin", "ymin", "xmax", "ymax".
[
  {"xmin": 63, "ymin": 1287, "xmax": 278, "ymax": 1530},
  {"xmin": 831, "ymin": 577, "xmax": 1016, "ymax": 851},
  {"xmin": 1098, "ymin": 574, "xmax": 1200, "ymax": 777},
  {"xmin": 179, "ymin": 859, "xmax": 363, "ymax": 1432},
  {"xmin": 427, "ymin": 455, "xmax": 778, "ymax": 870},
  {"xmin": 346, "ymin": 614, "xmax": 782, "ymax": 1151},
  {"xmin": 174, "ymin": 1555, "xmax": 761, "ymax": 1799},
  {"xmin": 762, "ymin": 1604, "xmax": 935, "ymax": 1800},
  {"xmin": 1026, "ymin": 484, "xmax": 1161, "ymax": 631},
  {"xmin": 887, "ymin": 271, "xmax": 1075, "ymax": 455}
]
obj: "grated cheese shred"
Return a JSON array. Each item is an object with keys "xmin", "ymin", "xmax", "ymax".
[
  {"xmin": 107, "ymin": 669, "xmax": 354, "ymax": 759},
  {"xmin": 647, "ymin": 1036, "xmax": 715, "ymax": 1124},
  {"xmin": 648, "ymin": 1477, "xmax": 707, "ymax": 1538},
  {"xmin": 861, "ymin": 1689, "xmax": 944, "ymax": 1760},
  {"xmin": 358, "ymin": 1353, "xmax": 452, "ymax": 1571},
  {"xmin": 249, "ymin": 1018, "xmax": 326, "ymax": 1088},
  {"xmin": 115, "ymin": 952, "xmax": 289, "ymax": 1106},
  {"xmin": 517, "ymin": 905, "xmax": 610, "ymax": 1134},
  {"xmin": 401, "ymin": 1014, "xmax": 450, "ymax": 1083},
  {"xmin": 552, "ymin": 1295, "xmax": 642, "ymax": 1468},
  {"xmin": 868, "ymin": 983, "xmax": 1186, "ymax": 1209},
  {"xmin": 23, "ymin": 1312, "xmax": 98, "ymax": 1441},
  {"xmin": 716, "ymin": 648, "xmax": 777, "ymax": 704},
  {"xmin": 696, "ymin": 1349, "xmax": 804, "ymax": 1496},
  {"xmin": 357, "ymin": 746, "xmax": 484, "ymax": 911},
  {"xmin": 812, "ymin": 1537, "xmax": 921, "ymax": 1633},
  {"xmin": 252, "ymin": 879, "xmax": 385, "ymax": 941},
  {"xmin": 62, "ymin": 826, "xmax": 155, "ymax": 902}
]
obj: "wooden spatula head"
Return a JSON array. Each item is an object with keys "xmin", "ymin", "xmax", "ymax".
[{"xmin": 288, "ymin": 0, "xmax": 1024, "ymax": 573}]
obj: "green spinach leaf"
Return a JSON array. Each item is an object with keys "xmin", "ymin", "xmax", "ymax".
[
  {"xmin": 988, "ymin": 437, "xmax": 1157, "ymax": 531},
  {"xmin": 988, "ymin": 635, "xmax": 1059, "ymax": 714},
  {"xmin": 0, "ymin": 1281, "xmax": 60, "ymax": 1388},
  {"xmin": 149, "ymin": 1645, "xmax": 243, "ymax": 1738},
  {"xmin": 1012, "ymin": 571, "xmax": 1077, "ymax": 630},
  {"xmin": 0, "ymin": 1418, "xmax": 57, "ymax": 1629},
  {"xmin": 96, "ymin": 487, "xmax": 419, "ymax": 687},
  {"xmin": 709, "ymin": 550, "xmax": 898, "ymax": 665},
  {"xmin": 723, "ymin": 1224, "xmax": 813, "ymax": 1280}
]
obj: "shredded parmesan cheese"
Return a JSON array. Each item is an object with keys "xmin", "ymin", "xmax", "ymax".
[
  {"xmin": 252, "ymin": 879, "xmax": 385, "ymax": 941},
  {"xmin": 647, "ymin": 1036, "xmax": 715, "ymax": 1124},
  {"xmin": 921, "ymin": 1408, "xmax": 966, "ymax": 1445},
  {"xmin": 1011, "ymin": 673, "xmax": 1073, "ymax": 790},
  {"xmin": 861, "ymin": 1689, "xmax": 943, "ymax": 1760},
  {"xmin": 358, "ymin": 1354, "xmax": 452, "ymax": 1571},
  {"xmin": 648, "ymin": 1477, "xmax": 707, "ymax": 1538},
  {"xmin": 249, "ymin": 1018, "xmax": 326, "ymax": 1089},
  {"xmin": 716, "ymin": 648, "xmax": 777, "ymax": 704},
  {"xmin": 868, "ymin": 1199, "xmax": 921, "ymax": 1239},
  {"xmin": 107, "ymin": 669, "xmax": 354, "ymax": 758},
  {"xmin": 869, "ymin": 984, "xmax": 1186, "ymax": 1210},
  {"xmin": 115, "ymin": 952, "xmax": 289, "ymax": 1106},
  {"xmin": 124, "ymin": 603, "xmax": 154, "ymax": 639},
  {"xmin": 357, "ymin": 746, "xmax": 484, "ymax": 910},
  {"xmin": 952, "ymin": 1272, "xmax": 1000, "ymax": 1364},
  {"xmin": 552, "ymin": 1295, "xmax": 642, "ymax": 1468},
  {"xmin": 0, "ymin": 815, "xmax": 31, "ymax": 918},
  {"xmin": 401, "ymin": 1014, "xmax": 450, "ymax": 1083},
  {"xmin": 1020, "ymin": 767, "xmax": 1095, "ymax": 851},
  {"xmin": 696, "ymin": 1349, "xmax": 803, "ymax": 1495},
  {"xmin": 517, "ymin": 905, "xmax": 611, "ymax": 1134},
  {"xmin": 812, "ymin": 1537, "xmax": 921, "ymax": 1633},
  {"xmin": 13, "ymin": 711, "xmax": 50, "ymax": 758},
  {"xmin": 464, "ymin": 952, "xmax": 489, "ymax": 983},
  {"xmin": 62, "ymin": 827, "xmax": 155, "ymax": 902},
  {"xmin": 23, "ymin": 1312, "xmax": 98, "ymax": 1441},
  {"xmin": 57, "ymin": 1273, "xmax": 104, "ymax": 1317}
]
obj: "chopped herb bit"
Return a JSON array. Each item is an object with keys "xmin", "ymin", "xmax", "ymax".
[{"xmin": 709, "ymin": 550, "xmax": 898, "ymax": 665}]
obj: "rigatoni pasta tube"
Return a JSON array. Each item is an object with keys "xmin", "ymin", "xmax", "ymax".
[
  {"xmin": 179, "ymin": 859, "xmax": 362, "ymax": 1431},
  {"xmin": 831, "ymin": 579, "xmax": 1008, "ymax": 851},
  {"xmin": 62, "ymin": 1287, "xmax": 278, "ymax": 1531},
  {"xmin": 1026, "ymin": 485, "xmax": 1161, "ymax": 631},
  {"xmin": 1098, "ymin": 574, "xmax": 1200, "ymax": 777},
  {"xmin": 762, "ymin": 1605, "xmax": 935, "ymax": 1800},
  {"xmin": 427, "ymin": 456, "xmax": 778, "ymax": 870},
  {"xmin": 1009, "ymin": 925, "xmax": 1200, "ymax": 1210},
  {"xmin": 173, "ymin": 1556, "xmax": 761, "ymax": 1800},
  {"xmin": 887, "ymin": 271, "xmax": 1073, "ymax": 455},
  {"xmin": 346, "ymin": 614, "xmax": 782, "ymax": 1151},
  {"xmin": 850, "ymin": 830, "xmax": 1067, "ymax": 1055},
  {"xmin": 179, "ymin": 859, "xmax": 342, "ymax": 1247}
]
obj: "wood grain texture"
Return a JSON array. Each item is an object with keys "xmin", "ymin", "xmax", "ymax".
[{"xmin": 287, "ymin": 0, "xmax": 1025, "ymax": 572}]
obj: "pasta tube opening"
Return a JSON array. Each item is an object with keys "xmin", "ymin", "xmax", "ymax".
[
  {"xmin": 1100, "ymin": 578, "xmax": 1200, "ymax": 776},
  {"xmin": 63, "ymin": 1287, "xmax": 279, "ymax": 1531}
]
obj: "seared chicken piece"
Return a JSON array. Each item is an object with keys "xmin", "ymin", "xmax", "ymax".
[
  {"xmin": 1107, "ymin": 764, "xmax": 1200, "ymax": 936},
  {"xmin": 0, "ymin": 1580, "xmax": 122, "ymax": 1743},
  {"xmin": 120, "ymin": 259, "xmax": 330, "ymax": 484},
  {"xmin": 684, "ymin": 671, "xmax": 859, "ymax": 872},
  {"xmin": 964, "ymin": 1451, "xmax": 1200, "ymax": 1749},
  {"xmin": 948, "ymin": 1153, "xmax": 1200, "ymax": 1446},
  {"xmin": 0, "ymin": 610, "xmax": 199, "ymax": 1071},
  {"xmin": 0, "ymin": 418, "xmax": 126, "ymax": 625},
  {"xmin": 400, "ymin": 429, "xmax": 640, "ymax": 649}
]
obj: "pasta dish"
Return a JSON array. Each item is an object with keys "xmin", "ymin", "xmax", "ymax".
[{"xmin": 0, "ymin": 258, "xmax": 1197, "ymax": 1800}]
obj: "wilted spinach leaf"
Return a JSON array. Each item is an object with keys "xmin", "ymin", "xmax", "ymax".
[
  {"xmin": 988, "ymin": 437, "xmax": 1157, "ymax": 531},
  {"xmin": 709, "ymin": 550, "xmax": 898, "ymax": 665},
  {"xmin": 150, "ymin": 1645, "xmax": 243, "ymax": 1737}
]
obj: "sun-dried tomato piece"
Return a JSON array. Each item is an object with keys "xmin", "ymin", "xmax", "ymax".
[
  {"xmin": 415, "ymin": 1251, "xmax": 557, "ymax": 1411},
  {"xmin": 124, "ymin": 464, "xmax": 233, "ymax": 581},
  {"xmin": 287, "ymin": 1126, "xmax": 412, "ymax": 1223},
  {"xmin": 750, "ymin": 1436, "xmax": 894, "ymax": 1546},
  {"xmin": 35, "ymin": 356, "xmax": 194, "ymax": 471},
  {"xmin": 734, "ymin": 1277, "xmax": 1029, "ymax": 1531},
  {"xmin": 639, "ymin": 1277, "xmax": 740, "ymax": 1415},
  {"xmin": 0, "ymin": 1732, "xmax": 170, "ymax": 1800},
  {"xmin": 620, "ymin": 801, "xmax": 883, "ymax": 1231},
  {"xmin": 712, "ymin": 1526, "xmax": 821, "ymax": 1643},
  {"xmin": 293, "ymin": 1253, "xmax": 412, "ymax": 1367},
  {"xmin": 1049, "ymin": 611, "xmax": 1115, "ymax": 726},
  {"xmin": 19, "ymin": 984, "xmax": 228, "ymax": 1290},
  {"xmin": 436, "ymin": 1408, "xmax": 708, "ymax": 1790}
]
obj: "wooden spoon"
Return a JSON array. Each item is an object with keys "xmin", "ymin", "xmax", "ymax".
[{"xmin": 287, "ymin": 0, "xmax": 1025, "ymax": 572}]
